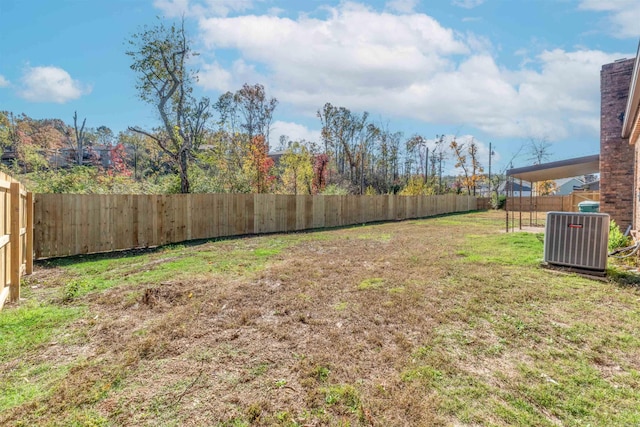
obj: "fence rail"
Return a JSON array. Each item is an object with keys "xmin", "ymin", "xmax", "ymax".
[
  {"xmin": 506, "ymin": 195, "xmax": 568, "ymax": 212},
  {"xmin": 0, "ymin": 173, "xmax": 33, "ymax": 311},
  {"xmin": 476, "ymin": 192, "xmax": 600, "ymax": 213},
  {"xmin": 505, "ymin": 192, "xmax": 600, "ymax": 212},
  {"xmin": 34, "ymin": 194, "xmax": 477, "ymax": 259}
]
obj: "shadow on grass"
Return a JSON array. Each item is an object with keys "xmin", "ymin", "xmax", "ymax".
[
  {"xmin": 36, "ymin": 239, "xmax": 211, "ymax": 269},
  {"xmin": 606, "ymin": 266, "xmax": 640, "ymax": 288}
]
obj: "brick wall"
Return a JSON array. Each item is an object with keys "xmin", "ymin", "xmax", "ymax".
[{"xmin": 600, "ymin": 58, "xmax": 635, "ymax": 231}]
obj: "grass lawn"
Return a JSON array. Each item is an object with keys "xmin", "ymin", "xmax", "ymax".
[{"xmin": 1, "ymin": 210, "xmax": 639, "ymax": 426}]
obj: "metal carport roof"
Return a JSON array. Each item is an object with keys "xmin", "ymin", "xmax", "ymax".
[{"xmin": 506, "ymin": 154, "xmax": 599, "ymax": 182}]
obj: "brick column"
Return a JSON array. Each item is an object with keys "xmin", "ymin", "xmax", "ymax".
[{"xmin": 600, "ymin": 58, "xmax": 635, "ymax": 230}]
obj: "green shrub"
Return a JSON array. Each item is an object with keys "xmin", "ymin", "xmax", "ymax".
[
  {"xmin": 608, "ymin": 220, "xmax": 631, "ymax": 252},
  {"xmin": 321, "ymin": 184, "xmax": 349, "ymax": 195},
  {"xmin": 24, "ymin": 167, "xmax": 167, "ymax": 194},
  {"xmin": 490, "ymin": 194, "xmax": 506, "ymax": 210},
  {"xmin": 62, "ymin": 280, "xmax": 81, "ymax": 302}
]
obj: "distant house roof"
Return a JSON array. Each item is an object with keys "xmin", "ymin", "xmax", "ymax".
[
  {"xmin": 585, "ymin": 180, "xmax": 599, "ymax": 190},
  {"xmin": 499, "ymin": 181, "xmax": 531, "ymax": 192},
  {"xmin": 506, "ymin": 155, "xmax": 599, "ymax": 182},
  {"xmin": 555, "ymin": 177, "xmax": 584, "ymax": 187},
  {"xmin": 553, "ymin": 177, "xmax": 587, "ymax": 195},
  {"xmin": 268, "ymin": 150, "xmax": 286, "ymax": 165}
]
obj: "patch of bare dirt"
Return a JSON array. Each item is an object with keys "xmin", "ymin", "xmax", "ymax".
[{"xmin": 1, "ymin": 214, "xmax": 499, "ymax": 426}]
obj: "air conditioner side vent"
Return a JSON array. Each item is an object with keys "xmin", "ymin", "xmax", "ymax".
[{"xmin": 544, "ymin": 212, "xmax": 609, "ymax": 271}]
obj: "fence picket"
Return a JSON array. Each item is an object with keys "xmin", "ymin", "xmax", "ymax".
[
  {"xmin": 31, "ymin": 194, "xmax": 483, "ymax": 260},
  {"xmin": 0, "ymin": 175, "xmax": 31, "ymax": 310}
]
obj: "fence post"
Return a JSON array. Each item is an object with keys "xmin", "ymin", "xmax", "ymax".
[
  {"xmin": 26, "ymin": 192, "xmax": 33, "ymax": 275},
  {"xmin": 10, "ymin": 183, "xmax": 20, "ymax": 302}
]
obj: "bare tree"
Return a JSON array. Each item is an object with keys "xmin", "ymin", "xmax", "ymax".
[
  {"xmin": 527, "ymin": 136, "xmax": 552, "ymax": 165},
  {"xmin": 405, "ymin": 134, "xmax": 425, "ymax": 178},
  {"xmin": 450, "ymin": 138, "xmax": 470, "ymax": 194},
  {"xmin": 431, "ymin": 135, "xmax": 448, "ymax": 194},
  {"xmin": 318, "ymin": 103, "xmax": 366, "ymax": 184},
  {"xmin": 234, "ymin": 83, "xmax": 278, "ymax": 151},
  {"xmin": 490, "ymin": 145, "xmax": 524, "ymax": 205},
  {"xmin": 126, "ymin": 18, "xmax": 210, "ymax": 193},
  {"xmin": 526, "ymin": 136, "xmax": 554, "ymax": 196},
  {"xmin": 96, "ymin": 125, "xmax": 114, "ymax": 147},
  {"xmin": 73, "ymin": 111, "xmax": 87, "ymax": 166},
  {"xmin": 467, "ymin": 139, "xmax": 484, "ymax": 196},
  {"xmin": 375, "ymin": 126, "xmax": 402, "ymax": 190}
]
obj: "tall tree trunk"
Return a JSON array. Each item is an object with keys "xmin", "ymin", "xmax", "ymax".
[
  {"xmin": 73, "ymin": 111, "xmax": 86, "ymax": 166},
  {"xmin": 179, "ymin": 150, "xmax": 189, "ymax": 193},
  {"xmin": 77, "ymin": 140, "xmax": 82, "ymax": 165}
]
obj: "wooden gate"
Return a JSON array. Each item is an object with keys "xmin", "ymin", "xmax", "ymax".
[
  {"xmin": 569, "ymin": 191, "xmax": 600, "ymax": 212},
  {"xmin": 0, "ymin": 173, "xmax": 33, "ymax": 311}
]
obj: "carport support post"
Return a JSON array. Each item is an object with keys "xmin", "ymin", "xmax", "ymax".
[
  {"xmin": 519, "ymin": 179, "xmax": 523, "ymax": 230},
  {"xmin": 530, "ymin": 182, "xmax": 533, "ymax": 227},
  {"xmin": 498, "ymin": 177, "xmax": 511, "ymax": 233},
  {"xmin": 510, "ymin": 176, "xmax": 515, "ymax": 232}
]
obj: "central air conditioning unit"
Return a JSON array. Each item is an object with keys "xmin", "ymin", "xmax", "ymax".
[{"xmin": 544, "ymin": 212, "xmax": 610, "ymax": 272}]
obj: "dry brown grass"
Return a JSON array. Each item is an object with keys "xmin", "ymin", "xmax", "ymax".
[{"xmin": 2, "ymin": 211, "xmax": 639, "ymax": 426}]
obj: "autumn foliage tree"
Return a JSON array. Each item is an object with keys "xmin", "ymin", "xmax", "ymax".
[
  {"xmin": 215, "ymin": 83, "xmax": 278, "ymax": 148},
  {"xmin": 244, "ymin": 135, "xmax": 275, "ymax": 193},
  {"xmin": 235, "ymin": 83, "xmax": 278, "ymax": 151},
  {"xmin": 109, "ymin": 143, "xmax": 131, "ymax": 176},
  {"xmin": 318, "ymin": 103, "xmax": 365, "ymax": 184},
  {"xmin": 209, "ymin": 84, "xmax": 279, "ymax": 192},
  {"xmin": 3, "ymin": 89, "xmax": 508, "ymax": 197},
  {"xmin": 312, "ymin": 153, "xmax": 330, "ymax": 194},
  {"xmin": 279, "ymin": 141, "xmax": 313, "ymax": 195},
  {"xmin": 0, "ymin": 111, "xmax": 69, "ymax": 172},
  {"xmin": 534, "ymin": 180, "xmax": 557, "ymax": 196},
  {"xmin": 450, "ymin": 138, "xmax": 484, "ymax": 196},
  {"xmin": 318, "ymin": 103, "xmax": 382, "ymax": 193}
]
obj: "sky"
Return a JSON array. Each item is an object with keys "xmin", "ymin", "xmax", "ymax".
[{"xmin": 1, "ymin": 0, "xmax": 639, "ymax": 173}]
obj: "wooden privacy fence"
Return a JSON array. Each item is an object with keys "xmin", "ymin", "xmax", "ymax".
[
  {"xmin": 476, "ymin": 198, "xmax": 491, "ymax": 210},
  {"xmin": 476, "ymin": 192, "xmax": 600, "ymax": 213},
  {"xmin": 34, "ymin": 193, "xmax": 476, "ymax": 259},
  {"xmin": 506, "ymin": 192, "xmax": 600, "ymax": 212},
  {"xmin": 0, "ymin": 172, "xmax": 33, "ymax": 311},
  {"xmin": 506, "ymin": 196, "xmax": 567, "ymax": 212},
  {"xmin": 568, "ymin": 191, "xmax": 600, "ymax": 211}
]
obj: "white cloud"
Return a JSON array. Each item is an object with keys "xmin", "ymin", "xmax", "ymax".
[
  {"xmin": 189, "ymin": 2, "xmax": 629, "ymax": 141},
  {"xmin": 153, "ymin": 0, "xmax": 189, "ymax": 17},
  {"xmin": 271, "ymin": 121, "xmax": 322, "ymax": 148},
  {"xmin": 408, "ymin": 49, "xmax": 626, "ymax": 140},
  {"xmin": 386, "ymin": 0, "xmax": 418, "ymax": 14},
  {"xmin": 19, "ymin": 66, "xmax": 91, "ymax": 103},
  {"xmin": 0, "ymin": 75, "xmax": 9, "ymax": 88},
  {"xmin": 452, "ymin": 0, "xmax": 485, "ymax": 9},
  {"xmin": 197, "ymin": 58, "xmax": 263, "ymax": 93},
  {"xmin": 198, "ymin": 1, "xmax": 468, "ymax": 98},
  {"xmin": 154, "ymin": 0, "xmax": 256, "ymax": 18},
  {"xmin": 579, "ymin": 0, "xmax": 640, "ymax": 38},
  {"xmin": 197, "ymin": 61, "xmax": 233, "ymax": 91},
  {"xmin": 267, "ymin": 7, "xmax": 285, "ymax": 16}
]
